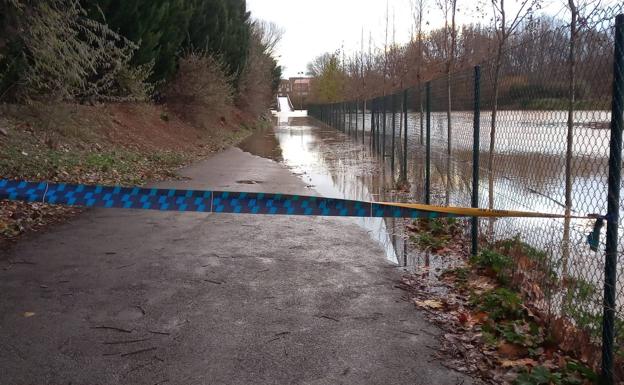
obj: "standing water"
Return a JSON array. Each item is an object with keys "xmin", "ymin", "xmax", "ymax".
[{"xmin": 238, "ymin": 110, "xmax": 464, "ymax": 277}]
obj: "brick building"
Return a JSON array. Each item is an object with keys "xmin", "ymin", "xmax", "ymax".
[{"xmin": 278, "ymin": 77, "xmax": 312, "ymax": 109}]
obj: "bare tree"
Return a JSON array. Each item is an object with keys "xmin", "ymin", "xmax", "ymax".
[
  {"xmin": 306, "ymin": 53, "xmax": 334, "ymax": 77},
  {"xmin": 562, "ymin": 0, "xmax": 602, "ymax": 273},
  {"xmin": 410, "ymin": 0, "xmax": 428, "ymax": 145},
  {"xmin": 437, "ymin": 0, "xmax": 458, "ymax": 155},
  {"xmin": 384, "ymin": 0, "xmax": 390, "ymax": 95},
  {"xmin": 253, "ymin": 20, "xmax": 284, "ymax": 57},
  {"xmin": 487, "ymin": 0, "xmax": 540, "ymax": 215}
]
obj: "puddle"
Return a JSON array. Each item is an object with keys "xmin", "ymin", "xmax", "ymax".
[
  {"xmin": 238, "ymin": 115, "xmax": 459, "ymax": 272},
  {"xmin": 236, "ymin": 180, "xmax": 263, "ymax": 185}
]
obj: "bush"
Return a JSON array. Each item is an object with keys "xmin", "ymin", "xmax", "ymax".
[
  {"xmin": 474, "ymin": 288, "xmax": 524, "ymax": 321},
  {"xmin": 0, "ymin": 0, "xmax": 153, "ymax": 103},
  {"xmin": 470, "ymin": 249, "xmax": 513, "ymax": 284},
  {"xmin": 165, "ymin": 52, "xmax": 234, "ymax": 129}
]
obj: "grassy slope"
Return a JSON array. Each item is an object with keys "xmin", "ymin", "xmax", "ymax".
[{"xmin": 0, "ymin": 102, "xmax": 262, "ymax": 248}]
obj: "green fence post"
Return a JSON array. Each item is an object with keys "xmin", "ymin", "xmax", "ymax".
[
  {"xmin": 403, "ymin": 89, "xmax": 408, "ymax": 182},
  {"xmin": 355, "ymin": 101, "xmax": 359, "ymax": 140},
  {"xmin": 391, "ymin": 93, "xmax": 396, "ymax": 172},
  {"xmin": 371, "ymin": 99, "xmax": 376, "ymax": 150},
  {"xmin": 382, "ymin": 96, "xmax": 387, "ymax": 159},
  {"xmin": 601, "ymin": 13, "xmax": 624, "ymax": 385},
  {"xmin": 425, "ymin": 82, "xmax": 431, "ymax": 205},
  {"xmin": 471, "ymin": 66, "xmax": 481, "ymax": 257},
  {"xmin": 363, "ymin": 100, "xmax": 366, "ymax": 145},
  {"xmin": 347, "ymin": 102, "xmax": 351, "ymax": 135}
]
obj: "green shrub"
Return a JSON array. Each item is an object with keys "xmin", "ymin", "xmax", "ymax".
[
  {"xmin": 1, "ymin": 0, "xmax": 153, "ymax": 103},
  {"xmin": 470, "ymin": 249, "xmax": 513, "ymax": 283},
  {"xmin": 473, "ymin": 288, "xmax": 524, "ymax": 321}
]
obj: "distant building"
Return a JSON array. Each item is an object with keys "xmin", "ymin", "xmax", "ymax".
[
  {"xmin": 279, "ymin": 77, "xmax": 312, "ymax": 108},
  {"xmin": 278, "ymin": 79, "xmax": 291, "ymax": 95},
  {"xmin": 290, "ymin": 77, "xmax": 311, "ymax": 97}
]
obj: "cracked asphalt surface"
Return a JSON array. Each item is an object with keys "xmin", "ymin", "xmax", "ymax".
[{"xmin": 0, "ymin": 145, "xmax": 475, "ymax": 385}]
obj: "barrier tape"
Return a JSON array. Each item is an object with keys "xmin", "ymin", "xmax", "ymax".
[{"xmin": 0, "ymin": 179, "xmax": 594, "ymax": 220}]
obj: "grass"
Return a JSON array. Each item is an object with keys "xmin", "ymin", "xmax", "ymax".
[
  {"xmin": 470, "ymin": 249, "xmax": 514, "ymax": 284},
  {"xmin": 0, "ymin": 137, "xmax": 190, "ymax": 186},
  {"xmin": 409, "ymin": 217, "xmax": 461, "ymax": 252}
]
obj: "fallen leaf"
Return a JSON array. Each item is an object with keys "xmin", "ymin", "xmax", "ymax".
[
  {"xmin": 472, "ymin": 311, "xmax": 489, "ymax": 324},
  {"xmin": 457, "ymin": 311, "xmax": 470, "ymax": 325},
  {"xmin": 470, "ymin": 276, "xmax": 496, "ymax": 292},
  {"xmin": 500, "ymin": 358, "xmax": 538, "ymax": 368},
  {"xmin": 23, "ymin": 312, "xmax": 35, "ymax": 318},
  {"xmin": 497, "ymin": 342, "xmax": 528, "ymax": 359},
  {"xmin": 414, "ymin": 299, "xmax": 444, "ymax": 309}
]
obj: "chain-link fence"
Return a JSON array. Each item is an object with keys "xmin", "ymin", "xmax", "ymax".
[{"xmin": 310, "ymin": 7, "xmax": 624, "ymax": 383}]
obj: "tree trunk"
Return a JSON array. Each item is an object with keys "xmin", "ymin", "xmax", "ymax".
[
  {"xmin": 563, "ymin": 1, "xmax": 578, "ymax": 277},
  {"xmin": 447, "ymin": 1, "xmax": 456, "ymax": 156},
  {"xmin": 418, "ymin": 31, "xmax": 424, "ymax": 146},
  {"xmin": 488, "ymin": 42, "xmax": 504, "ymax": 236}
]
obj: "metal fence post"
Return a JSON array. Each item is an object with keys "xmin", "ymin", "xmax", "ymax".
[
  {"xmin": 328, "ymin": 104, "xmax": 331, "ymax": 127},
  {"xmin": 371, "ymin": 99, "xmax": 376, "ymax": 150},
  {"xmin": 425, "ymin": 82, "xmax": 431, "ymax": 205},
  {"xmin": 363, "ymin": 100, "xmax": 366, "ymax": 144},
  {"xmin": 391, "ymin": 94, "xmax": 397, "ymax": 172},
  {"xmin": 471, "ymin": 66, "xmax": 481, "ymax": 257},
  {"xmin": 346, "ymin": 102, "xmax": 350, "ymax": 134},
  {"xmin": 602, "ymin": 13, "xmax": 624, "ymax": 385},
  {"xmin": 336, "ymin": 103, "xmax": 339, "ymax": 130},
  {"xmin": 382, "ymin": 96, "xmax": 387, "ymax": 159},
  {"xmin": 350, "ymin": 102, "xmax": 353, "ymax": 135},
  {"xmin": 374, "ymin": 98, "xmax": 378, "ymax": 153},
  {"xmin": 403, "ymin": 89, "xmax": 408, "ymax": 182},
  {"xmin": 372, "ymin": 99, "xmax": 376, "ymax": 151},
  {"xmin": 355, "ymin": 101, "xmax": 359, "ymax": 140},
  {"xmin": 376, "ymin": 98, "xmax": 380, "ymax": 153},
  {"xmin": 326, "ymin": 105, "xmax": 329, "ymax": 126}
]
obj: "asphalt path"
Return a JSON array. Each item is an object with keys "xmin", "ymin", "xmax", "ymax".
[{"xmin": 0, "ymin": 144, "xmax": 475, "ymax": 385}]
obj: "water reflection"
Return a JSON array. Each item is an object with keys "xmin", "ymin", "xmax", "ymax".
[
  {"xmin": 239, "ymin": 116, "xmax": 462, "ymax": 272},
  {"xmin": 344, "ymin": 110, "xmax": 621, "ymax": 307}
]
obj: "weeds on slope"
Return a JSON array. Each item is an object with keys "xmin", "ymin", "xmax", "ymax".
[{"xmin": 399, "ymin": 218, "xmax": 622, "ymax": 384}]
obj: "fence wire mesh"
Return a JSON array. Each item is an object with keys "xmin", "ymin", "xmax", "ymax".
[{"xmin": 310, "ymin": 6, "xmax": 624, "ymax": 383}]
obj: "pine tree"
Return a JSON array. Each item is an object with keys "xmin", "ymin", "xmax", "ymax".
[{"xmin": 85, "ymin": 0, "xmax": 251, "ymax": 84}]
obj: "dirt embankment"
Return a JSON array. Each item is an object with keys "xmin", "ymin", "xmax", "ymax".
[{"xmin": 0, "ymin": 102, "xmax": 265, "ymax": 250}]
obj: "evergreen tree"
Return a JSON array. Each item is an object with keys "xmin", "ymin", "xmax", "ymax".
[{"xmin": 84, "ymin": 0, "xmax": 250, "ymax": 84}]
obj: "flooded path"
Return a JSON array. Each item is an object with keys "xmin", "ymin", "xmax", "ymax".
[
  {"xmin": 238, "ymin": 115, "xmax": 464, "ymax": 278},
  {"xmin": 0, "ymin": 129, "xmax": 476, "ymax": 385},
  {"xmin": 239, "ymin": 113, "xmax": 623, "ymax": 309}
]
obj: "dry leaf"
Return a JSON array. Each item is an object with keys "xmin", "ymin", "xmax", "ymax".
[
  {"xmin": 23, "ymin": 312, "xmax": 35, "ymax": 318},
  {"xmin": 500, "ymin": 358, "xmax": 538, "ymax": 368},
  {"xmin": 469, "ymin": 276, "xmax": 496, "ymax": 292},
  {"xmin": 497, "ymin": 342, "xmax": 528, "ymax": 359},
  {"xmin": 472, "ymin": 311, "xmax": 489, "ymax": 324},
  {"xmin": 414, "ymin": 299, "xmax": 444, "ymax": 309}
]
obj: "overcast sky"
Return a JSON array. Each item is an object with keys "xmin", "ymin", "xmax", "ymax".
[{"xmin": 246, "ymin": 0, "xmax": 572, "ymax": 78}]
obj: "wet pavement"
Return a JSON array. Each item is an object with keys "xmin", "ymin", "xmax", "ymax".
[
  {"xmin": 239, "ymin": 116, "xmax": 465, "ymax": 276},
  {"xmin": 0, "ymin": 117, "xmax": 476, "ymax": 384}
]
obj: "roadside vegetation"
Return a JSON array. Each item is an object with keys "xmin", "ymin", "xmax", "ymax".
[
  {"xmin": 0, "ymin": 0, "xmax": 281, "ymax": 247},
  {"xmin": 400, "ymin": 218, "xmax": 623, "ymax": 384}
]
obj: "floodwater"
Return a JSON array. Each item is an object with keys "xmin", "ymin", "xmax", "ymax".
[
  {"xmin": 238, "ymin": 113, "xmax": 465, "ymax": 281},
  {"xmin": 341, "ymin": 109, "xmax": 621, "ymax": 308},
  {"xmin": 239, "ymin": 110, "xmax": 623, "ymax": 309}
]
